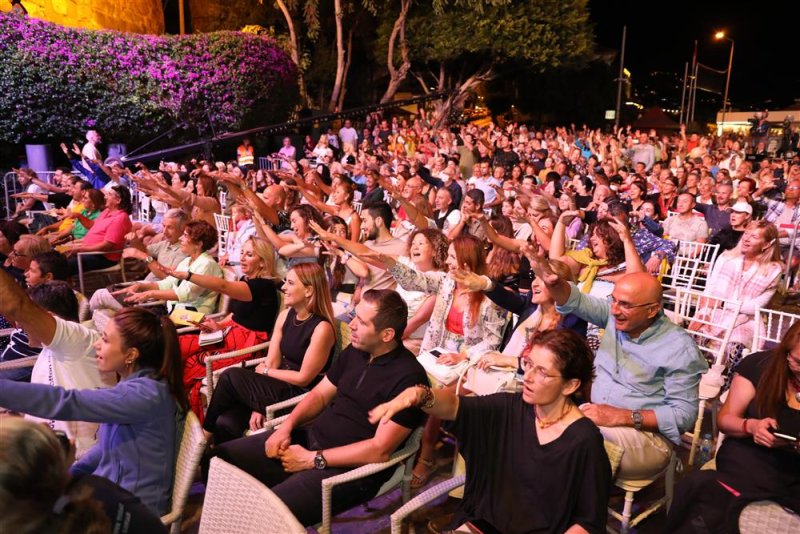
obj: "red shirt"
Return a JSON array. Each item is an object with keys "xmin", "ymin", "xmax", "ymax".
[{"xmin": 81, "ymin": 209, "xmax": 132, "ymax": 261}]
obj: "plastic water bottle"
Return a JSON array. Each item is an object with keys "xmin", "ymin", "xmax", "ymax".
[{"xmin": 697, "ymin": 434, "xmax": 714, "ymax": 466}]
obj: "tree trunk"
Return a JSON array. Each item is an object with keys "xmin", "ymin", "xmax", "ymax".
[
  {"xmin": 432, "ymin": 66, "xmax": 493, "ymax": 127},
  {"xmin": 327, "ymin": 0, "xmax": 345, "ymax": 112},
  {"xmin": 380, "ymin": 0, "xmax": 411, "ymax": 104},
  {"xmin": 276, "ymin": 0, "xmax": 310, "ymax": 107},
  {"xmin": 337, "ymin": 18, "xmax": 358, "ymax": 111}
]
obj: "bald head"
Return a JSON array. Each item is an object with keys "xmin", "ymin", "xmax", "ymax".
[
  {"xmin": 263, "ymin": 184, "xmax": 286, "ymax": 208},
  {"xmin": 609, "ymin": 273, "xmax": 662, "ymax": 337}
]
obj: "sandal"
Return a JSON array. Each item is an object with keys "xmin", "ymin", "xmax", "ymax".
[{"xmin": 411, "ymin": 457, "xmax": 436, "ymax": 489}]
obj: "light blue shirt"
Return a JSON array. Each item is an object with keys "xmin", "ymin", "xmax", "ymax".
[{"xmin": 557, "ymin": 283, "xmax": 707, "ymax": 444}]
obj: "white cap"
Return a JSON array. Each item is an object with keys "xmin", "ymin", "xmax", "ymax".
[{"xmin": 731, "ymin": 201, "xmax": 753, "ymax": 215}]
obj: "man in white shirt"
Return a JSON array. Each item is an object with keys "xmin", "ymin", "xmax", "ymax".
[
  {"xmin": 278, "ymin": 137, "xmax": 297, "ymax": 170},
  {"xmin": 663, "ymin": 193, "xmax": 709, "ymax": 243},
  {"xmin": 338, "ymin": 119, "xmax": 359, "ymax": 148}
]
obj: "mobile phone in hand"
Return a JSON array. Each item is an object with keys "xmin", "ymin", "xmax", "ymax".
[{"xmin": 768, "ymin": 427, "xmax": 797, "ymax": 441}]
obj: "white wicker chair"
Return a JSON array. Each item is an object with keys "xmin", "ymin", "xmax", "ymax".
[
  {"xmin": 739, "ymin": 500, "xmax": 800, "ymax": 533},
  {"xmin": 77, "ymin": 250, "xmax": 127, "ymax": 295},
  {"xmin": 261, "ymin": 414, "xmax": 424, "ymax": 534},
  {"xmin": 389, "ymin": 440, "xmax": 624, "ymax": 534},
  {"xmin": 672, "ymin": 287, "xmax": 742, "ymax": 466},
  {"xmin": 0, "ymin": 354, "xmax": 38, "ymax": 372},
  {"xmin": 199, "ymin": 342, "xmax": 271, "ymax": 409},
  {"xmin": 199, "ymin": 457, "xmax": 306, "ymax": 534},
  {"xmin": 161, "ymin": 411, "xmax": 207, "ymax": 533},
  {"xmin": 608, "ymin": 450, "xmax": 678, "ymax": 534}
]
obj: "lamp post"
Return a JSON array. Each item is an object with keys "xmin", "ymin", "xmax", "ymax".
[{"xmin": 714, "ymin": 31, "xmax": 735, "ymax": 133}]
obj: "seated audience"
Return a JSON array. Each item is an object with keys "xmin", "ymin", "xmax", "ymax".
[
  {"xmin": 203, "ymin": 263, "xmax": 336, "ymax": 444},
  {"xmin": 709, "ymin": 201, "xmax": 751, "ymax": 253},
  {"xmin": 370, "ymin": 329, "xmax": 612, "ymax": 534},
  {"xmin": 208, "ymin": 290, "xmax": 428, "ymax": 526},
  {"xmin": 0, "ymin": 293, "xmax": 188, "ymax": 515},
  {"xmin": 169, "ymin": 237, "xmax": 282, "ymax": 419},
  {"xmin": 533, "ymin": 256, "xmax": 706, "ymax": 480},
  {"xmin": 50, "ymin": 188, "xmax": 104, "ymax": 244},
  {"xmin": 662, "ymin": 192, "xmax": 709, "ymax": 243},
  {"xmin": 0, "ymin": 417, "xmax": 168, "ymax": 534},
  {"xmin": 117, "ymin": 220, "xmax": 223, "ymax": 314},
  {"xmin": 64, "ymin": 186, "xmax": 132, "ymax": 275},
  {"xmin": 666, "ymin": 322, "xmax": 800, "ymax": 532}
]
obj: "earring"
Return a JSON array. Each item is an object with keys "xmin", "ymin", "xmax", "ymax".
[{"xmin": 125, "ymin": 360, "xmax": 133, "ymax": 366}]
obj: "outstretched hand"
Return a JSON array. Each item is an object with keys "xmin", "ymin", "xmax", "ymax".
[
  {"xmin": 368, "ymin": 386, "xmax": 422, "ymax": 426},
  {"xmin": 307, "ymin": 221, "xmax": 335, "ymax": 242},
  {"xmin": 451, "ymin": 264, "xmax": 489, "ymax": 292},
  {"xmin": 607, "ymin": 218, "xmax": 632, "ymax": 244},
  {"xmin": 522, "ymin": 243, "xmax": 560, "ymax": 286}
]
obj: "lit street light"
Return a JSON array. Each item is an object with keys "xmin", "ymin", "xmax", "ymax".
[{"xmin": 714, "ymin": 31, "xmax": 735, "ymax": 132}]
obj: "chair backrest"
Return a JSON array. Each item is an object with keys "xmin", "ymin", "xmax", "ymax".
[
  {"xmin": 353, "ymin": 201, "xmax": 363, "ymax": 215},
  {"xmin": 213, "ymin": 213, "xmax": 233, "ymax": 256},
  {"xmin": 216, "ymin": 267, "xmax": 239, "ymax": 315},
  {"xmin": 567, "ymin": 237, "xmax": 581, "ymax": 251},
  {"xmin": 161, "ymin": 411, "xmax": 207, "ymax": 529},
  {"xmin": 752, "ymin": 307, "xmax": 800, "ymax": 353},
  {"xmin": 373, "ymin": 426, "xmax": 425, "ymax": 498},
  {"xmin": 662, "ymin": 255, "xmax": 702, "ymax": 305},
  {"xmin": 138, "ymin": 192, "xmax": 152, "ymax": 223},
  {"xmin": 673, "ymin": 288, "xmax": 743, "ymax": 368},
  {"xmin": 199, "ymin": 457, "xmax": 306, "ymax": 534}
]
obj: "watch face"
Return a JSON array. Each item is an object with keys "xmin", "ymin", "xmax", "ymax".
[{"xmin": 314, "ymin": 452, "xmax": 327, "ymax": 470}]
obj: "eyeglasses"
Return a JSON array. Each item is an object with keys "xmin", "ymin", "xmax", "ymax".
[
  {"xmin": 606, "ymin": 294, "xmax": 659, "ymax": 312},
  {"xmin": 520, "ymin": 357, "xmax": 562, "ymax": 381},
  {"xmin": 9, "ymin": 249, "xmax": 27, "ymax": 257}
]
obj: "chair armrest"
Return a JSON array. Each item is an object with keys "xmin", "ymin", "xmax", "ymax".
[
  {"xmin": 204, "ymin": 341, "xmax": 270, "ymax": 400},
  {"xmin": 263, "ymin": 414, "xmax": 291, "ymax": 430},
  {"xmin": 77, "ymin": 250, "xmax": 124, "ymax": 258},
  {"xmin": 265, "ymin": 393, "xmax": 308, "ymax": 422},
  {"xmin": 390, "ymin": 475, "xmax": 467, "ymax": 534},
  {"xmin": 0, "ymin": 355, "xmax": 39, "ymax": 371}
]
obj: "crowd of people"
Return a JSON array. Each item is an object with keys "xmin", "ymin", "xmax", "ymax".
[{"xmin": 1, "ymin": 114, "xmax": 799, "ymax": 533}]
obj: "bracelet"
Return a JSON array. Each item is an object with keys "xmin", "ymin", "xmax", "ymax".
[
  {"xmin": 186, "ymin": 271, "xmax": 193, "ymax": 282},
  {"xmin": 741, "ymin": 418, "xmax": 749, "ymax": 435},
  {"xmin": 341, "ymin": 252, "xmax": 352, "ymax": 263},
  {"xmin": 417, "ymin": 385, "xmax": 435, "ymax": 410}
]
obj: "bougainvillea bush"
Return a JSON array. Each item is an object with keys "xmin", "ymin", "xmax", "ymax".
[{"xmin": 0, "ymin": 12, "xmax": 299, "ymax": 144}]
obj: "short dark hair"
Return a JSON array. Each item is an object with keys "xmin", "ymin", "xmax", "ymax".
[
  {"xmin": 364, "ymin": 201, "xmax": 394, "ymax": 229},
  {"xmin": 112, "ymin": 185, "xmax": 132, "ymax": 214},
  {"xmin": 530, "ymin": 329, "xmax": 595, "ymax": 404},
  {"xmin": 32, "ymin": 251, "xmax": 69, "ymax": 281},
  {"xmin": 361, "ymin": 289, "xmax": 407, "ymax": 342},
  {"xmin": 184, "ymin": 220, "xmax": 218, "ymax": 251},
  {"xmin": 465, "ymin": 188, "xmax": 484, "ymax": 208},
  {"xmin": 28, "ymin": 281, "xmax": 79, "ymax": 322}
]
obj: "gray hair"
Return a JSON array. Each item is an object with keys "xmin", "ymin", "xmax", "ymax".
[{"xmin": 164, "ymin": 208, "xmax": 189, "ymax": 226}]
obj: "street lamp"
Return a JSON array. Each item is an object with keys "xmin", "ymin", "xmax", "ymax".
[{"xmin": 714, "ymin": 31, "xmax": 735, "ymax": 133}]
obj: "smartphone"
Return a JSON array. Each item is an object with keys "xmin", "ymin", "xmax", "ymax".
[
  {"xmin": 429, "ymin": 349, "xmax": 442, "ymax": 358},
  {"xmin": 768, "ymin": 427, "xmax": 797, "ymax": 441}
]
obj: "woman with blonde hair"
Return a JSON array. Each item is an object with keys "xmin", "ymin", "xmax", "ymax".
[
  {"xmin": 694, "ymin": 220, "xmax": 783, "ymax": 378},
  {"xmin": 202, "ymin": 262, "xmax": 336, "ymax": 444},
  {"xmin": 168, "ymin": 237, "xmax": 283, "ymax": 418}
]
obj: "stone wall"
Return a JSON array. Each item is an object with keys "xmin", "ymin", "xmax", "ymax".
[
  {"xmin": 188, "ymin": 0, "xmax": 266, "ymax": 33},
  {"xmin": 0, "ymin": 0, "xmax": 164, "ymax": 34}
]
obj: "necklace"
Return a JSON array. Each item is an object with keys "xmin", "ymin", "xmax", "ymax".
[
  {"xmin": 293, "ymin": 311, "xmax": 312, "ymax": 326},
  {"xmin": 535, "ymin": 403, "xmax": 574, "ymax": 429}
]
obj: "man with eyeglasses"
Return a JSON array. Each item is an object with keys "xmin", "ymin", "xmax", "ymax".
[{"xmin": 531, "ymin": 257, "xmax": 707, "ymax": 481}]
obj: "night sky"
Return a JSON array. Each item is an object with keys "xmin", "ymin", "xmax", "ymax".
[{"xmin": 588, "ymin": 0, "xmax": 799, "ymax": 109}]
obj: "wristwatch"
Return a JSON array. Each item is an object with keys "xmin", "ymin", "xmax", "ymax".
[
  {"xmin": 144, "ymin": 255, "xmax": 155, "ymax": 264},
  {"xmin": 631, "ymin": 410, "xmax": 643, "ymax": 431},
  {"xmin": 314, "ymin": 450, "xmax": 327, "ymax": 470},
  {"xmin": 417, "ymin": 385, "xmax": 436, "ymax": 409}
]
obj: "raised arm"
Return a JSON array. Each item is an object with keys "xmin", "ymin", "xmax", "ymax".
[
  {"xmin": 161, "ymin": 265, "xmax": 254, "ymax": 301},
  {"xmin": 0, "ymin": 267, "xmax": 57, "ymax": 346}
]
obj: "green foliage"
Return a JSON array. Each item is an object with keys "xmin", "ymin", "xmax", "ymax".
[{"xmin": 0, "ymin": 13, "xmax": 299, "ymax": 144}]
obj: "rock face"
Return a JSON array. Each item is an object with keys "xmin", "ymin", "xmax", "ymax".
[
  {"xmin": 188, "ymin": 0, "xmax": 267, "ymax": 33},
  {"xmin": 1, "ymin": 0, "xmax": 164, "ymax": 34}
]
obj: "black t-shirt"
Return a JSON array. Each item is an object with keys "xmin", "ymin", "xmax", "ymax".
[
  {"xmin": 709, "ymin": 227, "xmax": 744, "ymax": 253},
  {"xmin": 310, "ymin": 344, "xmax": 428, "ymax": 450},
  {"xmin": 70, "ymin": 475, "xmax": 167, "ymax": 534},
  {"xmin": 229, "ymin": 277, "xmax": 280, "ymax": 333},
  {"xmin": 446, "ymin": 394, "xmax": 611, "ymax": 534},
  {"xmin": 48, "ymin": 192, "xmax": 72, "ymax": 209}
]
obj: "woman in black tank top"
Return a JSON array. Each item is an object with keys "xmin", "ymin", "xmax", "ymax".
[{"xmin": 203, "ymin": 264, "xmax": 337, "ymax": 445}]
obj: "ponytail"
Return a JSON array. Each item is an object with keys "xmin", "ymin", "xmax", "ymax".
[{"xmin": 160, "ymin": 315, "xmax": 189, "ymax": 414}]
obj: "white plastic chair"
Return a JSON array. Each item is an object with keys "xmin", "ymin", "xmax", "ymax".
[
  {"xmin": 661, "ymin": 255, "xmax": 702, "ymax": 308},
  {"xmin": 199, "ymin": 457, "xmax": 306, "ymax": 534},
  {"xmin": 213, "ymin": 213, "xmax": 233, "ymax": 257},
  {"xmin": 137, "ymin": 192, "xmax": 153, "ymax": 223},
  {"xmin": 752, "ymin": 307, "xmax": 800, "ymax": 353},
  {"xmin": 671, "ymin": 240, "xmax": 719, "ymax": 292},
  {"xmin": 389, "ymin": 441, "xmax": 624, "ymax": 534},
  {"xmin": 161, "ymin": 411, "xmax": 207, "ymax": 533},
  {"xmin": 672, "ymin": 287, "xmax": 742, "ymax": 466},
  {"xmin": 567, "ymin": 237, "xmax": 581, "ymax": 251}
]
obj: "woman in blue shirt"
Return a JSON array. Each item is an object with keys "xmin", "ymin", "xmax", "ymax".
[{"xmin": 0, "ymin": 267, "xmax": 189, "ymax": 516}]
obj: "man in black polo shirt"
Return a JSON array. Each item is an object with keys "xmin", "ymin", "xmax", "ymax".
[{"xmin": 210, "ymin": 289, "xmax": 429, "ymax": 526}]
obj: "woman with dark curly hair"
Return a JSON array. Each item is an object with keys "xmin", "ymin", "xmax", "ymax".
[{"xmin": 117, "ymin": 220, "xmax": 223, "ymax": 314}]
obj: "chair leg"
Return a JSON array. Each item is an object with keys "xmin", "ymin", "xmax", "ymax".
[
  {"xmin": 78, "ymin": 256, "xmax": 85, "ymax": 295},
  {"xmin": 620, "ymin": 490, "xmax": 634, "ymax": 534},
  {"xmin": 688, "ymin": 399, "xmax": 706, "ymax": 467}
]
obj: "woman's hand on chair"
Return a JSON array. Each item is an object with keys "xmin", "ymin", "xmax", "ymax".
[
  {"xmin": 476, "ymin": 352, "xmax": 516, "ymax": 371},
  {"xmin": 249, "ymin": 411, "xmax": 265, "ymax": 432},
  {"xmin": 438, "ymin": 353, "xmax": 467, "ymax": 366}
]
